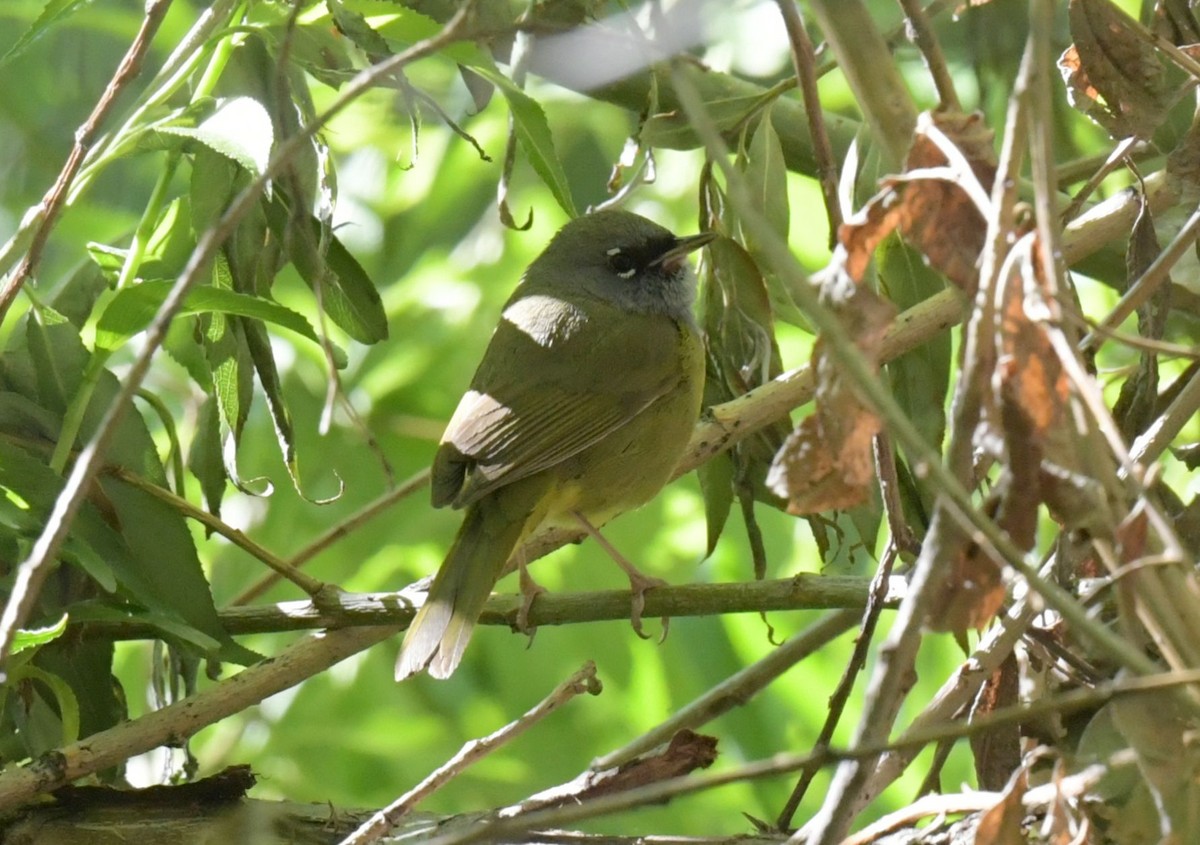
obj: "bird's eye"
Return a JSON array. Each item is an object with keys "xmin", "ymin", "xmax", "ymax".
[{"xmin": 607, "ymin": 249, "xmax": 638, "ymax": 279}]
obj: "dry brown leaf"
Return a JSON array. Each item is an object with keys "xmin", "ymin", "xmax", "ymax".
[
  {"xmin": 839, "ymin": 111, "xmax": 996, "ymax": 292},
  {"xmin": 513, "ymin": 730, "xmax": 719, "ymax": 812},
  {"xmin": 992, "ymin": 238, "xmax": 1069, "ymax": 555},
  {"xmin": 1060, "ymin": 0, "xmax": 1169, "ymax": 138},
  {"xmin": 930, "ymin": 533, "xmax": 1007, "ymax": 633},
  {"xmin": 970, "ymin": 653, "xmax": 1022, "ymax": 792},
  {"xmin": 766, "ymin": 272, "xmax": 894, "ymax": 515},
  {"xmin": 975, "ymin": 768, "xmax": 1029, "ymax": 845}
]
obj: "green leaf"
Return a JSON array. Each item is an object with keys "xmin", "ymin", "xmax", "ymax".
[
  {"xmin": 201, "ymin": 256, "xmax": 261, "ymax": 495},
  {"xmin": 0, "ymin": 0, "xmax": 87, "ymax": 68},
  {"xmin": 471, "ymin": 65, "xmax": 578, "ymax": 219},
  {"xmin": 159, "ymin": 96, "xmax": 274, "ymax": 177},
  {"xmin": 744, "ymin": 107, "xmax": 790, "ymax": 242},
  {"xmin": 190, "ymin": 145, "xmax": 241, "ymax": 242},
  {"xmin": 264, "ymin": 198, "xmax": 388, "ymax": 344},
  {"xmin": 697, "ymin": 453, "xmax": 735, "ymax": 558},
  {"xmin": 25, "ymin": 311, "xmax": 90, "ymax": 414},
  {"xmin": 11, "ymin": 615, "xmax": 68, "ymax": 655},
  {"xmin": 187, "ymin": 395, "xmax": 226, "ymax": 518},
  {"xmin": 364, "ymin": 1, "xmax": 494, "ymax": 65},
  {"xmin": 879, "ymin": 236, "xmax": 950, "ymax": 457},
  {"xmin": 327, "ymin": 0, "xmax": 392, "ymax": 56},
  {"xmin": 0, "ymin": 441, "xmax": 231, "ymax": 654},
  {"xmin": 95, "ymin": 279, "xmax": 344, "ymax": 365},
  {"xmin": 10, "ymin": 664, "xmax": 81, "ymax": 746},
  {"xmin": 98, "ymin": 475, "xmax": 261, "ymax": 666}
]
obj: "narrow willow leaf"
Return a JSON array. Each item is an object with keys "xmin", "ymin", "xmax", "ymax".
[
  {"xmin": 472, "ymin": 65, "xmax": 578, "ymax": 218},
  {"xmin": 745, "ymin": 107, "xmax": 790, "ymax": 241},
  {"xmin": 95, "ymin": 279, "xmax": 345, "ymax": 366},
  {"xmin": 697, "ymin": 452, "xmax": 735, "ymax": 558},
  {"xmin": 265, "ymin": 197, "xmax": 388, "ymax": 343},
  {"xmin": 187, "ymin": 395, "xmax": 226, "ymax": 518},
  {"xmin": 10, "ymin": 615, "xmax": 68, "ymax": 655},
  {"xmin": 0, "ymin": 0, "xmax": 87, "ymax": 68}
]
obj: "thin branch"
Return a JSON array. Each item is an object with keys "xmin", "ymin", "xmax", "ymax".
[
  {"xmin": 0, "ymin": 0, "xmax": 174, "ymax": 324},
  {"xmin": 1079, "ymin": 203, "xmax": 1200, "ymax": 353},
  {"xmin": 115, "ymin": 469, "xmax": 329, "ymax": 597},
  {"xmin": 341, "ymin": 663, "xmax": 601, "ymax": 845},
  {"xmin": 806, "ymin": 0, "xmax": 917, "ymax": 169},
  {"xmin": 425, "ymin": 669, "xmax": 1200, "ymax": 845},
  {"xmin": 896, "ymin": 0, "xmax": 960, "ymax": 110},
  {"xmin": 775, "ymin": 545, "xmax": 902, "ymax": 831},
  {"xmin": 591, "ymin": 610, "xmax": 860, "ymax": 771},
  {"xmin": 0, "ymin": 624, "xmax": 398, "ymax": 813},
  {"xmin": 1130, "ymin": 362, "xmax": 1200, "ymax": 467},
  {"xmin": 232, "ymin": 468, "xmax": 432, "ymax": 605},
  {"xmin": 73, "ymin": 577, "xmax": 900, "ymax": 641},
  {"xmin": 774, "ymin": 0, "xmax": 842, "ymax": 244}
]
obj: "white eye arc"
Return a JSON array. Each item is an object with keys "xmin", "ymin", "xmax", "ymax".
[{"xmin": 606, "ymin": 247, "xmax": 638, "ymax": 279}]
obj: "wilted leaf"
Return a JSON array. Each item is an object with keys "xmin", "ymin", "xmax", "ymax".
[
  {"xmin": 974, "ymin": 766, "xmax": 1028, "ymax": 845},
  {"xmin": 840, "ymin": 111, "xmax": 996, "ymax": 292},
  {"xmin": 1060, "ymin": 0, "xmax": 1168, "ymax": 138},
  {"xmin": 1114, "ymin": 198, "xmax": 1169, "ymax": 439},
  {"xmin": 766, "ymin": 270, "xmax": 895, "ymax": 514},
  {"xmin": 970, "ymin": 653, "xmax": 1022, "ymax": 791},
  {"xmin": 928, "ymin": 527, "xmax": 1007, "ymax": 633}
]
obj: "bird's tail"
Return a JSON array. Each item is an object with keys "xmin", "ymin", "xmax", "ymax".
[{"xmin": 396, "ymin": 487, "xmax": 543, "ymax": 680}]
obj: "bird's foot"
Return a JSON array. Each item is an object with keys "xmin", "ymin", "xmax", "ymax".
[
  {"xmin": 516, "ymin": 558, "xmax": 547, "ymax": 641},
  {"xmin": 571, "ymin": 510, "xmax": 669, "ymax": 642},
  {"xmin": 626, "ymin": 569, "xmax": 669, "ymax": 642}
]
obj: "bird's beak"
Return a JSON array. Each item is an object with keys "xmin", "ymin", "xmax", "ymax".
[{"xmin": 652, "ymin": 231, "xmax": 717, "ymax": 273}]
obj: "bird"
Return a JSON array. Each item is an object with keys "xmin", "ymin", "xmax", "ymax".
[{"xmin": 396, "ymin": 209, "xmax": 714, "ymax": 680}]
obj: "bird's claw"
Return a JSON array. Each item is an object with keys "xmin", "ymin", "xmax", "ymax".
[
  {"xmin": 516, "ymin": 561, "xmax": 547, "ymax": 641},
  {"xmin": 627, "ymin": 573, "xmax": 668, "ymax": 641}
]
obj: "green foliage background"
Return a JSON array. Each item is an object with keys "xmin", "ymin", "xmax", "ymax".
[{"xmin": 3, "ymin": 0, "xmax": 1197, "ymax": 838}]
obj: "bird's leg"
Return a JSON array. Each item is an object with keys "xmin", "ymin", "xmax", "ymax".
[
  {"xmin": 515, "ymin": 550, "xmax": 546, "ymax": 641},
  {"xmin": 571, "ymin": 511, "xmax": 668, "ymax": 641}
]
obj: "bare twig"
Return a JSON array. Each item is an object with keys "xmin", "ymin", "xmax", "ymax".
[
  {"xmin": 340, "ymin": 662, "xmax": 601, "ymax": 845},
  {"xmin": 775, "ymin": 0, "xmax": 842, "ymax": 244},
  {"xmin": 591, "ymin": 610, "xmax": 861, "ymax": 771},
  {"xmin": 1079, "ymin": 204, "xmax": 1200, "ymax": 353},
  {"xmin": 0, "ymin": 624, "xmax": 398, "ymax": 813},
  {"xmin": 852, "ymin": 600, "xmax": 1037, "ymax": 817},
  {"xmin": 896, "ymin": 0, "xmax": 960, "ymax": 110},
  {"xmin": 775, "ymin": 545, "xmax": 902, "ymax": 831},
  {"xmin": 232, "ymin": 469, "xmax": 433, "ymax": 605},
  {"xmin": 424, "ymin": 669, "xmax": 1200, "ymax": 845},
  {"xmin": 75, "ymin": 577, "xmax": 902, "ymax": 641},
  {"xmin": 1130, "ymin": 363, "xmax": 1200, "ymax": 467},
  {"xmin": 0, "ymin": 0, "xmax": 173, "ymax": 325}
]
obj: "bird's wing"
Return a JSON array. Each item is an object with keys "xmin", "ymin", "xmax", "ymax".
[{"xmin": 432, "ymin": 295, "xmax": 684, "ymax": 509}]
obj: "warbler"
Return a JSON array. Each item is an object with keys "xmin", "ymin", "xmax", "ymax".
[{"xmin": 397, "ymin": 210, "xmax": 713, "ymax": 680}]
